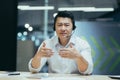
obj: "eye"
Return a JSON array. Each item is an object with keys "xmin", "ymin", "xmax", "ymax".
[
  {"xmin": 57, "ymin": 24, "xmax": 62, "ymax": 26},
  {"xmin": 65, "ymin": 24, "xmax": 70, "ymax": 27},
  {"xmin": 57, "ymin": 24, "xmax": 62, "ymax": 28}
]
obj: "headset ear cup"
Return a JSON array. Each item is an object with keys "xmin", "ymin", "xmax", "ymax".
[
  {"xmin": 73, "ymin": 25, "xmax": 76, "ymax": 30},
  {"xmin": 53, "ymin": 23, "xmax": 55, "ymax": 31},
  {"xmin": 53, "ymin": 26, "xmax": 55, "ymax": 31}
]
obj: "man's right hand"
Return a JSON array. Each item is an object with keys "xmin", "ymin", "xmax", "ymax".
[
  {"xmin": 38, "ymin": 42, "xmax": 54, "ymax": 57},
  {"xmin": 31, "ymin": 42, "xmax": 54, "ymax": 69}
]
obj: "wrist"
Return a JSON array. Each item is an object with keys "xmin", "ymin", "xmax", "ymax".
[
  {"xmin": 74, "ymin": 52, "xmax": 82, "ymax": 60},
  {"xmin": 75, "ymin": 55, "xmax": 82, "ymax": 62},
  {"xmin": 31, "ymin": 53, "xmax": 42, "ymax": 68}
]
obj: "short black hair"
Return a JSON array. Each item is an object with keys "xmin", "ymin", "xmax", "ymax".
[{"xmin": 53, "ymin": 11, "xmax": 76, "ymax": 31}]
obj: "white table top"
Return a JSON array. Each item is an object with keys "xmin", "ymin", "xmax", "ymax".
[{"xmin": 0, "ymin": 71, "xmax": 117, "ymax": 80}]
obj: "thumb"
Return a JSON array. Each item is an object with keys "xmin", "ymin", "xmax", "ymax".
[
  {"xmin": 42, "ymin": 42, "xmax": 46, "ymax": 47},
  {"xmin": 69, "ymin": 43, "xmax": 73, "ymax": 48}
]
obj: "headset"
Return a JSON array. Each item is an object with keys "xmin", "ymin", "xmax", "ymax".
[{"xmin": 65, "ymin": 30, "xmax": 75, "ymax": 38}]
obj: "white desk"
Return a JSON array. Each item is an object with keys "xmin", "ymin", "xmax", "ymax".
[{"xmin": 0, "ymin": 71, "xmax": 117, "ymax": 80}]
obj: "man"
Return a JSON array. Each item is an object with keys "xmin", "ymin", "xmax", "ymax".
[{"xmin": 28, "ymin": 11, "xmax": 93, "ymax": 74}]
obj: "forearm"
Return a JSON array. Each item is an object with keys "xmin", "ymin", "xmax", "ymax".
[
  {"xmin": 31, "ymin": 55, "xmax": 41, "ymax": 69},
  {"xmin": 28, "ymin": 53, "xmax": 42, "ymax": 73},
  {"xmin": 29, "ymin": 54, "xmax": 47, "ymax": 73},
  {"xmin": 76, "ymin": 55, "xmax": 88, "ymax": 73}
]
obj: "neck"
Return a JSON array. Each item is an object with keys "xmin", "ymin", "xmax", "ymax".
[{"xmin": 59, "ymin": 37, "xmax": 70, "ymax": 46}]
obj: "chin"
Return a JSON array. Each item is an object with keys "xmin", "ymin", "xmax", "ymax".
[{"xmin": 59, "ymin": 36, "xmax": 66, "ymax": 39}]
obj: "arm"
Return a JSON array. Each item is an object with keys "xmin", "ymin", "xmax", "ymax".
[
  {"xmin": 76, "ymin": 40, "xmax": 93, "ymax": 74},
  {"xmin": 28, "ymin": 42, "xmax": 53, "ymax": 73},
  {"xmin": 75, "ymin": 48, "xmax": 93, "ymax": 75},
  {"xmin": 28, "ymin": 57, "xmax": 47, "ymax": 73},
  {"xmin": 59, "ymin": 43, "xmax": 93, "ymax": 74},
  {"xmin": 75, "ymin": 54, "xmax": 89, "ymax": 73}
]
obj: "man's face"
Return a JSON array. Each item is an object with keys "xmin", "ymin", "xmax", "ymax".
[{"xmin": 55, "ymin": 17, "xmax": 73, "ymax": 39}]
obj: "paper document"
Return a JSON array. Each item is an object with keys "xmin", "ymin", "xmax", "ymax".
[{"xmin": 41, "ymin": 77, "xmax": 86, "ymax": 80}]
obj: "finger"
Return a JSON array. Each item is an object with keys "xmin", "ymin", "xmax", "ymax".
[
  {"xmin": 59, "ymin": 50, "xmax": 66, "ymax": 53},
  {"xmin": 42, "ymin": 42, "xmax": 46, "ymax": 47},
  {"xmin": 43, "ymin": 52, "xmax": 53, "ymax": 57},
  {"xmin": 59, "ymin": 48, "xmax": 68, "ymax": 51},
  {"xmin": 69, "ymin": 43, "xmax": 73, "ymax": 48},
  {"xmin": 42, "ymin": 47, "xmax": 52, "ymax": 51},
  {"xmin": 59, "ymin": 50, "xmax": 69, "ymax": 54},
  {"xmin": 48, "ymin": 53, "xmax": 54, "ymax": 56},
  {"xmin": 59, "ymin": 53, "xmax": 68, "ymax": 57},
  {"xmin": 41, "ymin": 49, "xmax": 53, "ymax": 54}
]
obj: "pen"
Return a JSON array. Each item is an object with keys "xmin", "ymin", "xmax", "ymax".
[{"xmin": 8, "ymin": 72, "xmax": 20, "ymax": 76}]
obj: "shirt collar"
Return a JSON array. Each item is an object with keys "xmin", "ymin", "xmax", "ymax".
[{"xmin": 54, "ymin": 35, "xmax": 75, "ymax": 48}]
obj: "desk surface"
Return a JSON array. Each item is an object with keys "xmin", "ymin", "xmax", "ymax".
[{"xmin": 0, "ymin": 71, "xmax": 117, "ymax": 80}]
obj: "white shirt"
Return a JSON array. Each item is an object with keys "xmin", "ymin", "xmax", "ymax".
[{"xmin": 28, "ymin": 35, "xmax": 93, "ymax": 74}]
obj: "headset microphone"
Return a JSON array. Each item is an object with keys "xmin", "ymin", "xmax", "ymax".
[{"xmin": 65, "ymin": 30, "xmax": 75, "ymax": 38}]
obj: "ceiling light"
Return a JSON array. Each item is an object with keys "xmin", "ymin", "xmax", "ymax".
[
  {"xmin": 18, "ymin": 5, "xmax": 54, "ymax": 10},
  {"xmin": 58, "ymin": 7, "xmax": 114, "ymax": 12},
  {"xmin": 58, "ymin": 7, "xmax": 95, "ymax": 11},
  {"xmin": 24, "ymin": 23, "xmax": 30, "ymax": 28},
  {"xmin": 84, "ymin": 8, "xmax": 114, "ymax": 12}
]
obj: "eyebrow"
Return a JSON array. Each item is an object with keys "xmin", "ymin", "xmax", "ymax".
[{"xmin": 57, "ymin": 22, "xmax": 70, "ymax": 24}]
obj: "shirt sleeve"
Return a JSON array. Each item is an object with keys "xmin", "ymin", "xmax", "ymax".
[
  {"xmin": 80, "ymin": 48, "xmax": 93, "ymax": 74},
  {"xmin": 28, "ymin": 57, "xmax": 47, "ymax": 73},
  {"xmin": 78, "ymin": 40, "xmax": 93, "ymax": 74}
]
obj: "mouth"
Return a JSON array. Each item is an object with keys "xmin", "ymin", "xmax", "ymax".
[{"xmin": 60, "ymin": 33, "xmax": 67, "ymax": 36}]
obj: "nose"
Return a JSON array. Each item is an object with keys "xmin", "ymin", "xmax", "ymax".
[{"xmin": 61, "ymin": 25, "xmax": 66, "ymax": 30}]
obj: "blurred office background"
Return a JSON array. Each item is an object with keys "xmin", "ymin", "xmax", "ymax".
[{"xmin": 0, "ymin": 0, "xmax": 120, "ymax": 75}]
